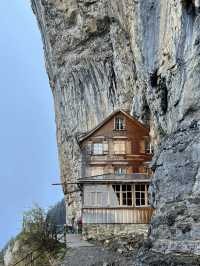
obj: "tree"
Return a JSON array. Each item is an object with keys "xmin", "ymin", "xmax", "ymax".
[{"xmin": 16, "ymin": 205, "xmax": 65, "ymax": 266}]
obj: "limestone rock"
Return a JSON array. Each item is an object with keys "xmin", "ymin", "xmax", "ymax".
[{"xmin": 31, "ymin": 0, "xmax": 200, "ymax": 264}]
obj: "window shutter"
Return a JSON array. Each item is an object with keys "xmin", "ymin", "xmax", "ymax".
[
  {"xmin": 97, "ymin": 192, "xmax": 102, "ymax": 206},
  {"xmin": 139, "ymin": 140, "xmax": 145, "ymax": 153},
  {"xmin": 126, "ymin": 140, "xmax": 132, "ymax": 154},
  {"xmin": 90, "ymin": 192, "xmax": 96, "ymax": 205},
  {"xmin": 120, "ymin": 141, "xmax": 126, "ymax": 154},
  {"xmin": 87, "ymin": 143, "xmax": 92, "ymax": 155},
  {"xmin": 113, "ymin": 141, "xmax": 117, "ymax": 154},
  {"xmin": 103, "ymin": 141, "xmax": 108, "ymax": 154},
  {"xmin": 113, "ymin": 141, "xmax": 126, "ymax": 154},
  {"xmin": 102, "ymin": 192, "xmax": 108, "ymax": 206}
]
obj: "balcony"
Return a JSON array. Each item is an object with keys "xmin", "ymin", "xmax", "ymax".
[
  {"xmin": 82, "ymin": 207, "xmax": 154, "ymax": 224},
  {"xmin": 88, "ymin": 154, "xmax": 126, "ymax": 163},
  {"xmin": 112, "ymin": 129, "xmax": 128, "ymax": 137}
]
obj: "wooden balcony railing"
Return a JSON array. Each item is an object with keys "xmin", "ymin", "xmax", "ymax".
[
  {"xmin": 112, "ymin": 129, "xmax": 128, "ymax": 137},
  {"xmin": 89, "ymin": 154, "xmax": 126, "ymax": 162},
  {"xmin": 82, "ymin": 207, "xmax": 154, "ymax": 224}
]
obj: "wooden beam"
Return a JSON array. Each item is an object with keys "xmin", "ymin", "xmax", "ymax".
[{"xmin": 52, "ymin": 182, "xmax": 79, "ymax": 186}]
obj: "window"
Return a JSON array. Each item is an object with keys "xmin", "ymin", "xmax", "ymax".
[
  {"xmin": 114, "ymin": 167, "xmax": 126, "ymax": 175},
  {"xmin": 93, "ymin": 143, "xmax": 103, "ymax": 155},
  {"xmin": 143, "ymin": 167, "xmax": 148, "ymax": 174},
  {"xmin": 147, "ymin": 184, "xmax": 150, "ymax": 205},
  {"xmin": 135, "ymin": 184, "xmax": 146, "ymax": 206},
  {"xmin": 112, "ymin": 184, "xmax": 149, "ymax": 207},
  {"xmin": 122, "ymin": 184, "xmax": 133, "ymax": 206},
  {"xmin": 139, "ymin": 166, "xmax": 152, "ymax": 176},
  {"xmin": 115, "ymin": 117, "xmax": 125, "ymax": 130},
  {"xmin": 139, "ymin": 166, "xmax": 147, "ymax": 174},
  {"xmin": 113, "ymin": 141, "xmax": 126, "ymax": 154},
  {"xmin": 144, "ymin": 139, "xmax": 153, "ymax": 154},
  {"xmin": 113, "ymin": 184, "xmax": 133, "ymax": 206},
  {"xmin": 87, "ymin": 191, "xmax": 108, "ymax": 206},
  {"xmin": 92, "ymin": 142, "xmax": 108, "ymax": 155},
  {"xmin": 112, "ymin": 185, "xmax": 120, "ymax": 204}
]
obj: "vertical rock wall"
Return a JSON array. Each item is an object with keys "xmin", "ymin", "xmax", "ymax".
[
  {"xmin": 31, "ymin": 0, "xmax": 200, "ymax": 264},
  {"xmin": 31, "ymin": 0, "xmax": 138, "ymax": 223}
]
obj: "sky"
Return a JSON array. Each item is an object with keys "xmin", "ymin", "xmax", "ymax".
[{"xmin": 0, "ymin": 1, "xmax": 63, "ymax": 249}]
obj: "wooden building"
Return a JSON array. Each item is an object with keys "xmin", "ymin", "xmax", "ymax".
[{"xmin": 77, "ymin": 110, "xmax": 154, "ymax": 236}]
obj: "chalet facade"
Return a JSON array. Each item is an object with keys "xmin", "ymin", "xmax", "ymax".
[{"xmin": 78, "ymin": 110, "xmax": 154, "ymax": 237}]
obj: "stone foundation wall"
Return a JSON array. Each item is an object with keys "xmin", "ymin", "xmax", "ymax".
[{"xmin": 83, "ymin": 224, "xmax": 149, "ymax": 240}]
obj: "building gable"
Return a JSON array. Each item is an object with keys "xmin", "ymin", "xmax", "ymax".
[{"xmin": 78, "ymin": 110, "xmax": 149, "ymax": 145}]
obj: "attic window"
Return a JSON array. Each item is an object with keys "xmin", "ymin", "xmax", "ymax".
[{"xmin": 115, "ymin": 117, "xmax": 125, "ymax": 130}]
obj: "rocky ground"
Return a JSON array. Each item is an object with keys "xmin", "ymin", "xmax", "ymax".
[
  {"xmin": 56, "ymin": 233, "xmax": 145, "ymax": 266},
  {"xmin": 59, "ymin": 246, "xmax": 133, "ymax": 266}
]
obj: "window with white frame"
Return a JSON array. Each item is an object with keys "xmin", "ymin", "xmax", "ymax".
[
  {"xmin": 112, "ymin": 185, "xmax": 121, "ymax": 204},
  {"xmin": 112, "ymin": 184, "xmax": 149, "ymax": 207},
  {"xmin": 143, "ymin": 166, "xmax": 152, "ymax": 176},
  {"xmin": 115, "ymin": 117, "xmax": 125, "ymax": 130},
  {"xmin": 93, "ymin": 143, "xmax": 103, "ymax": 155},
  {"xmin": 135, "ymin": 184, "xmax": 146, "ymax": 206},
  {"xmin": 114, "ymin": 167, "xmax": 127, "ymax": 175},
  {"xmin": 113, "ymin": 141, "xmax": 126, "ymax": 154},
  {"xmin": 122, "ymin": 184, "xmax": 133, "ymax": 206},
  {"xmin": 144, "ymin": 138, "xmax": 153, "ymax": 154}
]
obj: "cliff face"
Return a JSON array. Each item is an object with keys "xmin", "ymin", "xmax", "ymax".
[{"xmin": 31, "ymin": 0, "xmax": 200, "ymax": 264}]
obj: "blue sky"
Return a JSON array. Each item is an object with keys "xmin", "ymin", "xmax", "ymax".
[{"xmin": 0, "ymin": 1, "xmax": 63, "ymax": 248}]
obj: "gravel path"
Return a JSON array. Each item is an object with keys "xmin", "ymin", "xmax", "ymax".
[
  {"xmin": 66, "ymin": 234, "xmax": 94, "ymax": 248},
  {"xmin": 58, "ymin": 234, "xmax": 134, "ymax": 266},
  {"xmin": 59, "ymin": 246, "xmax": 133, "ymax": 266}
]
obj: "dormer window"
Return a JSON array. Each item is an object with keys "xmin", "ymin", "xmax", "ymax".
[{"xmin": 115, "ymin": 117, "xmax": 125, "ymax": 130}]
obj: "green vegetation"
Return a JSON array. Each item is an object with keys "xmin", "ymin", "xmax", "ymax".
[
  {"xmin": 0, "ymin": 250, "xmax": 4, "ymax": 264},
  {"xmin": 1, "ymin": 202, "xmax": 66, "ymax": 266}
]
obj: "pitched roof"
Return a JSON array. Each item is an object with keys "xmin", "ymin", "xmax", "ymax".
[{"xmin": 78, "ymin": 109, "xmax": 149, "ymax": 143}]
